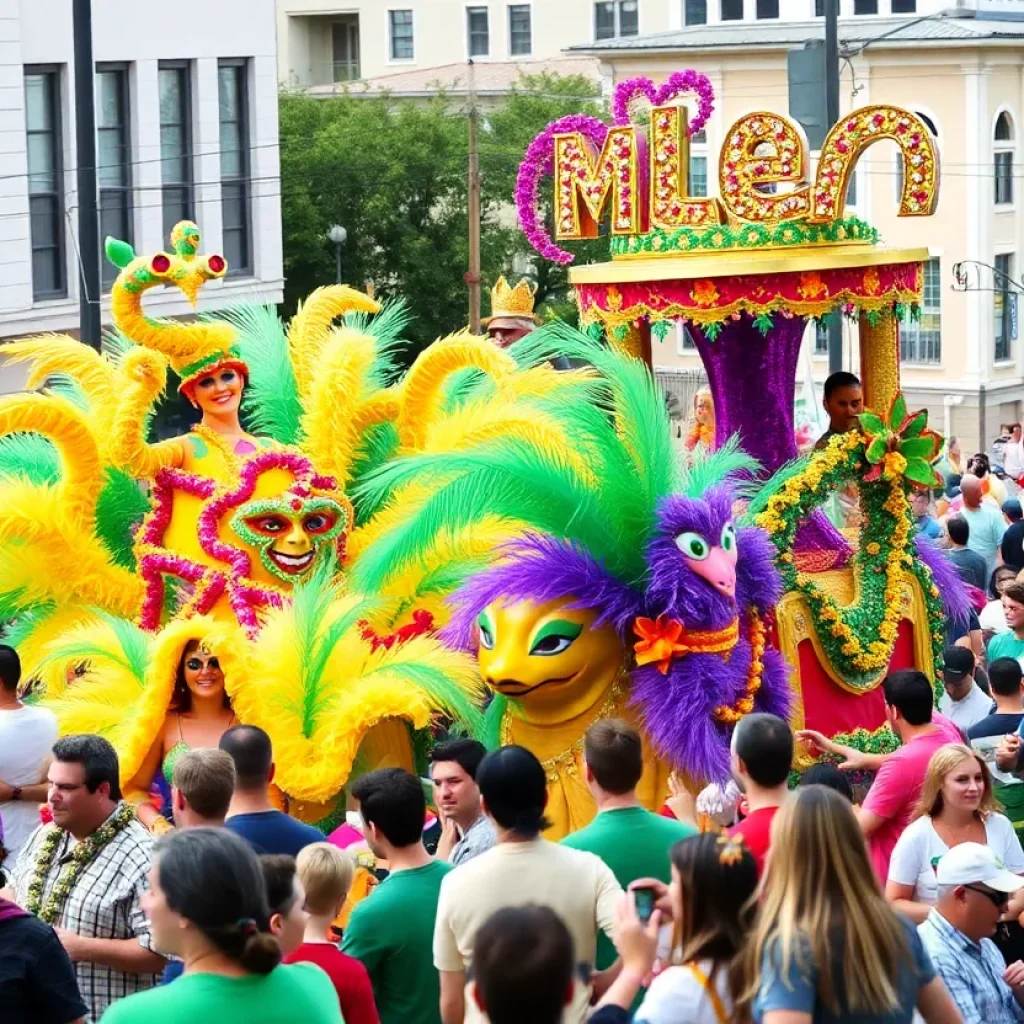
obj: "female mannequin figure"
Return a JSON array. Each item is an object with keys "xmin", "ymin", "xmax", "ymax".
[
  {"xmin": 685, "ymin": 388, "xmax": 716, "ymax": 451},
  {"xmin": 126, "ymin": 639, "xmax": 237, "ymax": 832}
]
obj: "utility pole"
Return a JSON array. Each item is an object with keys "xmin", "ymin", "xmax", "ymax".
[
  {"xmin": 467, "ymin": 59, "xmax": 482, "ymax": 334},
  {"xmin": 73, "ymin": 0, "xmax": 101, "ymax": 350},
  {"xmin": 825, "ymin": 0, "xmax": 842, "ymax": 373}
]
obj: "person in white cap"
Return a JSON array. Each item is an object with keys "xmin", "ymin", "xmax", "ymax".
[{"xmin": 919, "ymin": 842, "xmax": 1024, "ymax": 1022}]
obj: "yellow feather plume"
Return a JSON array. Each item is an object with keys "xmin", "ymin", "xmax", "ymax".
[
  {"xmin": 3, "ymin": 335, "xmax": 118, "ymax": 419},
  {"xmin": 0, "ymin": 393, "xmax": 103, "ymax": 529},
  {"xmin": 0, "ymin": 483, "xmax": 143, "ymax": 617},
  {"xmin": 234, "ymin": 599, "xmax": 483, "ymax": 803},
  {"xmin": 13, "ymin": 607, "xmax": 105, "ymax": 697},
  {"xmin": 397, "ymin": 333, "xmax": 518, "ymax": 451},
  {"xmin": 299, "ymin": 327, "xmax": 379, "ymax": 490},
  {"xmin": 288, "ymin": 286, "xmax": 380, "ymax": 397}
]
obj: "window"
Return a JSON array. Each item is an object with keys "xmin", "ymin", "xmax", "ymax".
[
  {"xmin": 24, "ymin": 68, "xmax": 65, "ymax": 300},
  {"xmin": 97, "ymin": 65, "xmax": 131, "ymax": 291},
  {"xmin": 853, "ymin": 0, "xmax": 878, "ymax": 12},
  {"xmin": 689, "ymin": 156, "xmax": 707, "ymax": 197},
  {"xmin": 595, "ymin": 1, "xmax": 638, "ymax": 39},
  {"xmin": 815, "ymin": 0, "xmax": 823, "ymax": 15},
  {"xmin": 891, "ymin": 0, "xmax": 916, "ymax": 10},
  {"xmin": 389, "ymin": 10, "xmax": 414, "ymax": 60},
  {"xmin": 685, "ymin": 0, "xmax": 707, "ymax": 25},
  {"xmin": 757, "ymin": 0, "xmax": 779, "ymax": 17},
  {"xmin": 814, "ymin": 321, "xmax": 829, "ymax": 355},
  {"xmin": 680, "ymin": 325, "xmax": 697, "ymax": 350},
  {"xmin": 900, "ymin": 258, "xmax": 941, "ymax": 364},
  {"xmin": 218, "ymin": 60, "xmax": 250, "ymax": 276},
  {"xmin": 158, "ymin": 63, "xmax": 193, "ymax": 243},
  {"xmin": 509, "ymin": 5, "xmax": 532, "ymax": 55},
  {"xmin": 467, "ymin": 7, "xmax": 489, "ymax": 57},
  {"xmin": 690, "ymin": 127, "xmax": 707, "ymax": 197},
  {"xmin": 721, "ymin": 0, "xmax": 743, "ymax": 20},
  {"xmin": 995, "ymin": 253, "xmax": 1014, "ymax": 363},
  {"xmin": 995, "ymin": 111, "xmax": 1014, "ymax": 206},
  {"xmin": 847, "ymin": 169, "xmax": 857, "ymax": 207},
  {"xmin": 332, "ymin": 16, "xmax": 360, "ymax": 81}
]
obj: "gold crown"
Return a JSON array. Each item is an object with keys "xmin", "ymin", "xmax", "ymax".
[{"xmin": 483, "ymin": 276, "xmax": 539, "ymax": 325}]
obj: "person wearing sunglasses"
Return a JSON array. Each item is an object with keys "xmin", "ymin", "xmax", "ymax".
[
  {"xmin": 919, "ymin": 842, "xmax": 1024, "ymax": 1023},
  {"xmin": 124, "ymin": 640, "xmax": 237, "ymax": 834}
]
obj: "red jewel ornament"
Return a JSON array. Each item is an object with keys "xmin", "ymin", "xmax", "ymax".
[
  {"xmin": 151, "ymin": 253, "xmax": 171, "ymax": 273},
  {"xmin": 208, "ymin": 254, "xmax": 226, "ymax": 273}
]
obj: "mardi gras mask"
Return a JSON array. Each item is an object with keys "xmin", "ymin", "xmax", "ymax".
[
  {"xmin": 476, "ymin": 596, "xmax": 624, "ymax": 724},
  {"xmin": 231, "ymin": 494, "xmax": 347, "ymax": 581}
]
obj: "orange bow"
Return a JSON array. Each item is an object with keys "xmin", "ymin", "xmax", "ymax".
[{"xmin": 633, "ymin": 614, "xmax": 740, "ymax": 675}]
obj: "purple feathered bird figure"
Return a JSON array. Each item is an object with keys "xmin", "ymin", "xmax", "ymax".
[{"xmin": 628, "ymin": 484, "xmax": 792, "ymax": 785}]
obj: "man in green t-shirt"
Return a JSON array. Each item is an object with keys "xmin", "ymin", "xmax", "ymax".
[
  {"xmin": 342, "ymin": 768, "xmax": 451, "ymax": 1024},
  {"xmin": 988, "ymin": 582, "xmax": 1024, "ymax": 665},
  {"xmin": 561, "ymin": 719, "xmax": 696, "ymax": 972}
]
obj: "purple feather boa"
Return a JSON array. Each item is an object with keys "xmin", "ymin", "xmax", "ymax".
[
  {"xmin": 442, "ymin": 534, "xmax": 643, "ymax": 649},
  {"xmin": 914, "ymin": 535, "xmax": 971, "ymax": 631}
]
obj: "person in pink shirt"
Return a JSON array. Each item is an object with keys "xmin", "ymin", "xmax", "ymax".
[{"xmin": 798, "ymin": 670, "xmax": 960, "ymax": 881}]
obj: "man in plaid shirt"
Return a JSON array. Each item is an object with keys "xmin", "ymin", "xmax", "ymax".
[
  {"xmin": 7, "ymin": 735, "xmax": 165, "ymax": 1020},
  {"xmin": 919, "ymin": 843, "xmax": 1024, "ymax": 1024}
]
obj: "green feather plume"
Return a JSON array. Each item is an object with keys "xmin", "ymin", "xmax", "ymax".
[
  {"xmin": 344, "ymin": 298, "xmax": 412, "ymax": 389},
  {"xmin": 0, "ymin": 433, "xmax": 60, "ymax": 485},
  {"xmin": 95, "ymin": 468, "xmax": 149, "ymax": 569},
  {"xmin": 39, "ymin": 610, "xmax": 150, "ymax": 684},
  {"xmin": 216, "ymin": 303, "xmax": 303, "ymax": 444}
]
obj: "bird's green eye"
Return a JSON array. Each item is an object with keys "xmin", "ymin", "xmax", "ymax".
[
  {"xmin": 675, "ymin": 531, "xmax": 710, "ymax": 560},
  {"xmin": 477, "ymin": 612, "xmax": 495, "ymax": 651},
  {"xmin": 721, "ymin": 523, "xmax": 736, "ymax": 553}
]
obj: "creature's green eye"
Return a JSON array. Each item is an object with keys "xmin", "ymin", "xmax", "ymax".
[
  {"xmin": 477, "ymin": 613, "xmax": 495, "ymax": 651},
  {"xmin": 675, "ymin": 531, "xmax": 710, "ymax": 560},
  {"xmin": 529, "ymin": 619, "xmax": 583, "ymax": 656},
  {"xmin": 720, "ymin": 523, "xmax": 736, "ymax": 553}
]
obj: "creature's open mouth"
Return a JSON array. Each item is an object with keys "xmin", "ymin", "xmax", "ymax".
[
  {"xmin": 269, "ymin": 549, "xmax": 314, "ymax": 574},
  {"xmin": 491, "ymin": 672, "xmax": 576, "ymax": 697}
]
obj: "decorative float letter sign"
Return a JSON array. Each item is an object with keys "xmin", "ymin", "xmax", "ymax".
[{"xmin": 517, "ymin": 71, "xmax": 939, "ymax": 263}]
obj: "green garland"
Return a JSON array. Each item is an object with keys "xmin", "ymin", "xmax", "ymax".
[
  {"xmin": 26, "ymin": 803, "xmax": 137, "ymax": 924},
  {"xmin": 752, "ymin": 430, "xmax": 945, "ymax": 694},
  {"xmin": 787, "ymin": 725, "xmax": 902, "ymax": 787},
  {"xmin": 611, "ymin": 215, "xmax": 879, "ymax": 258}
]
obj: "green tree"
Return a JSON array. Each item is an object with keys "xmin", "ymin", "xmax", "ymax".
[{"xmin": 279, "ymin": 75, "xmax": 612, "ymax": 351}]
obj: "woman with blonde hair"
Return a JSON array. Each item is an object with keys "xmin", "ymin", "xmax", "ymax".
[
  {"xmin": 887, "ymin": 744, "xmax": 1024, "ymax": 936},
  {"xmin": 746, "ymin": 785, "xmax": 959, "ymax": 1024}
]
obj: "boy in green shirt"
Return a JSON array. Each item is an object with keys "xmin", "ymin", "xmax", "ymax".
[
  {"xmin": 342, "ymin": 768, "xmax": 452, "ymax": 1024},
  {"xmin": 562, "ymin": 719, "xmax": 696, "ymax": 971}
]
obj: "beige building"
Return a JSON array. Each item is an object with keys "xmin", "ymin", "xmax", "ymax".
[{"xmin": 571, "ymin": 4, "xmax": 1024, "ymax": 453}]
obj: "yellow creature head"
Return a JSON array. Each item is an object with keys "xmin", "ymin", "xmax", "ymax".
[{"xmin": 476, "ymin": 596, "xmax": 625, "ymax": 726}]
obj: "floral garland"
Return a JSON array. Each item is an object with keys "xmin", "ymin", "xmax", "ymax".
[
  {"xmin": 787, "ymin": 724, "xmax": 901, "ymax": 788},
  {"xmin": 610, "ymin": 215, "xmax": 878, "ymax": 258},
  {"xmin": 713, "ymin": 610, "xmax": 767, "ymax": 724},
  {"xmin": 26, "ymin": 803, "xmax": 137, "ymax": 924},
  {"xmin": 514, "ymin": 114, "xmax": 609, "ymax": 265},
  {"xmin": 611, "ymin": 71, "xmax": 715, "ymax": 132},
  {"xmin": 753, "ymin": 395, "xmax": 944, "ymax": 689}
]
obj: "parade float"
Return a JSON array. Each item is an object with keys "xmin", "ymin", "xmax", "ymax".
[
  {"xmin": 513, "ymin": 71, "xmax": 970, "ymax": 755},
  {"xmin": 0, "ymin": 222, "xmax": 604, "ymax": 832}
]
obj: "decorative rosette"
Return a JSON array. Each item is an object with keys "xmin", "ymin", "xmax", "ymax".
[{"xmin": 859, "ymin": 394, "xmax": 942, "ymax": 488}]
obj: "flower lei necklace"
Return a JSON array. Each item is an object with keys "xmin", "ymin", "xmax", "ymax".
[{"xmin": 26, "ymin": 803, "xmax": 136, "ymax": 924}]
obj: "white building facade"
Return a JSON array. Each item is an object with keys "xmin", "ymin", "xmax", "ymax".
[{"xmin": 0, "ymin": 0, "xmax": 282, "ymax": 361}]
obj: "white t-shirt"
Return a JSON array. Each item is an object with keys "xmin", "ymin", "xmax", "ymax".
[
  {"xmin": 938, "ymin": 684, "xmax": 995, "ymax": 732},
  {"xmin": 0, "ymin": 704, "xmax": 57, "ymax": 869},
  {"xmin": 433, "ymin": 838, "xmax": 621, "ymax": 1024},
  {"xmin": 636, "ymin": 960, "xmax": 732, "ymax": 1024},
  {"xmin": 888, "ymin": 813, "xmax": 1024, "ymax": 904}
]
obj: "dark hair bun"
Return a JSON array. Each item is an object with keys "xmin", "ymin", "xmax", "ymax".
[{"xmin": 238, "ymin": 930, "xmax": 281, "ymax": 975}]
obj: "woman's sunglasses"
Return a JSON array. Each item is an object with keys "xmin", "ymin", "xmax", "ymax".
[{"xmin": 186, "ymin": 656, "xmax": 221, "ymax": 672}]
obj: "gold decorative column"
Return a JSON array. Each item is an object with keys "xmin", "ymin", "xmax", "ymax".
[
  {"xmin": 607, "ymin": 319, "xmax": 652, "ymax": 366},
  {"xmin": 859, "ymin": 309, "xmax": 901, "ymax": 414}
]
